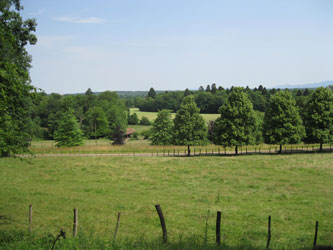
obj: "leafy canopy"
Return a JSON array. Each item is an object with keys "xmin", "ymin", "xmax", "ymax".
[
  {"xmin": 173, "ymin": 95, "xmax": 208, "ymax": 146},
  {"xmin": 303, "ymin": 87, "xmax": 333, "ymax": 144},
  {"xmin": 150, "ymin": 110, "xmax": 173, "ymax": 145},
  {"xmin": 214, "ymin": 87, "xmax": 257, "ymax": 148},
  {"xmin": 54, "ymin": 110, "xmax": 84, "ymax": 147},
  {"xmin": 0, "ymin": 0, "xmax": 37, "ymax": 156},
  {"xmin": 263, "ymin": 91, "xmax": 305, "ymax": 145}
]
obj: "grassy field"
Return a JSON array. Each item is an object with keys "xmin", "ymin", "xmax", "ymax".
[
  {"xmin": 0, "ymin": 154, "xmax": 332, "ymax": 249},
  {"xmin": 130, "ymin": 108, "xmax": 220, "ymax": 123}
]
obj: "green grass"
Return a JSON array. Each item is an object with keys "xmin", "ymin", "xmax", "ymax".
[
  {"xmin": 0, "ymin": 154, "xmax": 332, "ymax": 249},
  {"xmin": 129, "ymin": 124, "xmax": 152, "ymax": 133},
  {"xmin": 130, "ymin": 108, "xmax": 219, "ymax": 123}
]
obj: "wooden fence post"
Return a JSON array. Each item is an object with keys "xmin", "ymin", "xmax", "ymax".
[
  {"xmin": 313, "ymin": 221, "xmax": 318, "ymax": 248},
  {"xmin": 216, "ymin": 211, "xmax": 222, "ymax": 246},
  {"xmin": 29, "ymin": 204, "xmax": 32, "ymax": 233},
  {"xmin": 155, "ymin": 205, "xmax": 167, "ymax": 243},
  {"xmin": 73, "ymin": 208, "xmax": 78, "ymax": 237},
  {"xmin": 218, "ymin": 148, "xmax": 220, "ymax": 155},
  {"xmin": 113, "ymin": 212, "xmax": 121, "ymax": 240},
  {"xmin": 266, "ymin": 215, "xmax": 271, "ymax": 249}
]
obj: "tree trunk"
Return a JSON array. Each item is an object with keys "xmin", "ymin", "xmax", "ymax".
[
  {"xmin": 279, "ymin": 144, "xmax": 282, "ymax": 154},
  {"xmin": 188, "ymin": 145, "xmax": 191, "ymax": 157},
  {"xmin": 235, "ymin": 145, "xmax": 238, "ymax": 155},
  {"xmin": 320, "ymin": 143, "xmax": 323, "ymax": 152}
]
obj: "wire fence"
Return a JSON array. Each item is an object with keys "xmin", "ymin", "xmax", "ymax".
[
  {"xmin": 17, "ymin": 204, "xmax": 332, "ymax": 249},
  {"xmin": 26, "ymin": 141, "xmax": 333, "ymax": 157}
]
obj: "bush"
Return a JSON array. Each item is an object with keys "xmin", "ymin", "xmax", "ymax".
[
  {"xmin": 139, "ymin": 116, "xmax": 151, "ymax": 125},
  {"xmin": 128, "ymin": 113, "xmax": 139, "ymax": 125}
]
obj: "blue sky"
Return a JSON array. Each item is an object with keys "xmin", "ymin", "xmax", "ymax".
[{"xmin": 22, "ymin": 0, "xmax": 333, "ymax": 94}]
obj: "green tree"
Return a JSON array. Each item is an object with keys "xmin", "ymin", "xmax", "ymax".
[
  {"xmin": 303, "ymin": 87, "xmax": 333, "ymax": 151},
  {"xmin": 128, "ymin": 113, "xmax": 139, "ymax": 125},
  {"xmin": 173, "ymin": 95, "xmax": 208, "ymax": 156},
  {"xmin": 54, "ymin": 110, "xmax": 84, "ymax": 147},
  {"xmin": 112, "ymin": 125, "xmax": 125, "ymax": 145},
  {"xmin": 84, "ymin": 107, "xmax": 109, "ymax": 139},
  {"xmin": 148, "ymin": 87, "xmax": 156, "ymax": 99},
  {"xmin": 150, "ymin": 110, "xmax": 173, "ymax": 145},
  {"xmin": 214, "ymin": 87, "xmax": 257, "ymax": 155},
  {"xmin": 0, "ymin": 0, "xmax": 37, "ymax": 156},
  {"xmin": 263, "ymin": 91, "xmax": 305, "ymax": 153},
  {"xmin": 139, "ymin": 116, "xmax": 151, "ymax": 125}
]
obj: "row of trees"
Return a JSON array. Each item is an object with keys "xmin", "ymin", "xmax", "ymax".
[
  {"xmin": 130, "ymin": 84, "xmax": 321, "ymax": 114},
  {"xmin": 149, "ymin": 87, "xmax": 333, "ymax": 155}
]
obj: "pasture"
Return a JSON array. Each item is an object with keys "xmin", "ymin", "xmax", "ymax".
[
  {"xmin": 0, "ymin": 153, "xmax": 332, "ymax": 249},
  {"xmin": 129, "ymin": 108, "xmax": 220, "ymax": 123}
]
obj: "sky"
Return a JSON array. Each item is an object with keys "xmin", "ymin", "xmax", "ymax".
[{"xmin": 22, "ymin": 0, "xmax": 333, "ymax": 94}]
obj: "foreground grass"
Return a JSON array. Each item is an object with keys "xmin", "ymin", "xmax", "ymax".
[
  {"xmin": 0, "ymin": 154, "xmax": 332, "ymax": 249},
  {"xmin": 0, "ymin": 231, "xmax": 314, "ymax": 250}
]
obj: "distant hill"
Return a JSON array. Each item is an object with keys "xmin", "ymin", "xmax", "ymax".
[{"xmin": 274, "ymin": 80, "xmax": 333, "ymax": 89}]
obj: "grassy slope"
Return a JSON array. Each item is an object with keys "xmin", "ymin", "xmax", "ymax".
[{"xmin": 0, "ymin": 154, "xmax": 332, "ymax": 249}]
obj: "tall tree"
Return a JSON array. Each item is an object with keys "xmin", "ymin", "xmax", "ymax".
[
  {"xmin": 150, "ymin": 110, "xmax": 173, "ymax": 145},
  {"xmin": 263, "ymin": 91, "xmax": 305, "ymax": 153},
  {"xmin": 211, "ymin": 83, "xmax": 217, "ymax": 94},
  {"xmin": 213, "ymin": 87, "xmax": 257, "ymax": 155},
  {"xmin": 303, "ymin": 87, "xmax": 333, "ymax": 151},
  {"xmin": 0, "ymin": 0, "xmax": 37, "ymax": 156},
  {"xmin": 148, "ymin": 87, "xmax": 156, "ymax": 99},
  {"xmin": 54, "ymin": 110, "xmax": 84, "ymax": 147},
  {"xmin": 173, "ymin": 95, "xmax": 208, "ymax": 156}
]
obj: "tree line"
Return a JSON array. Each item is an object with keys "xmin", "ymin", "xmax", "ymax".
[
  {"xmin": 126, "ymin": 84, "xmax": 323, "ymax": 114},
  {"xmin": 148, "ymin": 87, "xmax": 333, "ymax": 155}
]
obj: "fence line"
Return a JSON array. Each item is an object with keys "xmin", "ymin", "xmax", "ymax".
[
  {"xmin": 23, "ymin": 204, "xmax": 331, "ymax": 249},
  {"xmin": 23, "ymin": 144, "xmax": 333, "ymax": 157}
]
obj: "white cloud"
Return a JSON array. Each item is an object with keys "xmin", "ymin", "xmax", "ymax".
[{"xmin": 53, "ymin": 16, "xmax": 105, "ymax": 24}]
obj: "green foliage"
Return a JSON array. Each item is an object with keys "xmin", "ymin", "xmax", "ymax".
[
  {"xmin": 263, "ymin": 91, "xmax": 305, "ymax": 147},
  {"xmin": 173, "ymin": 95, "xmax": 208, "ymax": 146},
  {"xmin": 128, "ymin": 112, "xmax": 139, "ymax": 125},
  {"xmin": 150, "ymin": 110, "xmax": 173, "ymax": 145},
  {"xmin": 0, "ymin": 0, "xmax": 37, "ymax": 156},
  {"xmin": 54, "ymin": 110, "xmax": 84, "ymax": 147},
  {"xmin": 112, "ymin": 125, "xmax": 125, "ymax": 145},
  {"xmin": 147, "ymin": 87, "xmax": 156, "ymax": 99},
  {"xmin": 84, "ymin": 107, "xmax": 109, "ymax": 138},
  {"xmin": 303, "ymin": 87, "xmax": 333, "ymax": 147},
  {"xmin": 139, "ymin": 116, "xmax": 151, "ymax": 125},
  {"xmin": 214, "ymin": 87, "xmax": 257, "ymax": 153}
]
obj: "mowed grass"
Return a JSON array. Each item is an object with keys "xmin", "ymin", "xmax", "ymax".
[
  {"xmin": 0, "ymin": 154, "xmax": 332, "ymax": 249},
  {"xmin": 130, "ymin": 108, "xmax": 219, "ymax": 123}
]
